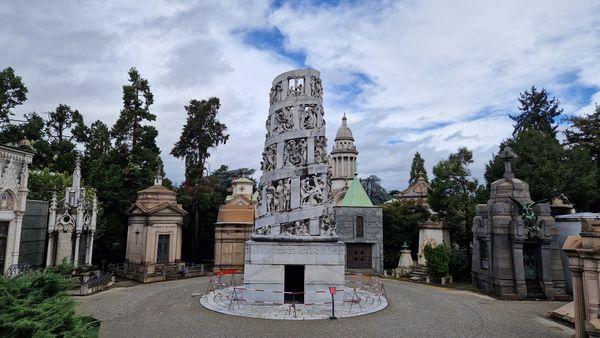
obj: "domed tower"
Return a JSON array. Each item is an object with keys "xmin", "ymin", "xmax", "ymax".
[
  {"xmin": 244, "ymin": 69, "xmax": 345, "ymax": 305},
  {"xmin": 331, "ymin": 114, "xmax": 358, "ymax": 202}
]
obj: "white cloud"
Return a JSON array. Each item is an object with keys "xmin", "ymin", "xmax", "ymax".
[{"xmin": 2, "ymin": 0, "xmax": 599, "ymax": 192}]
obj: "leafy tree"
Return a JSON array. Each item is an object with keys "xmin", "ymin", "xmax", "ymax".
[
  {"xmin": 566, "ymin": 104, "xmax": 600, "ymax": 163},
  {"xmin": 360, "ymin": 175, "xmax": 390, "ymax": 205},
  {"xmin": 27, "ymin": 169, "xmax": 72, "ymax": 201},
  {"xmin": 382, "ymin": 200, "xmax": 429, "ymax": 268},
  {"xmin": 447, "ymin": 244, "xmax": 469, "ymax": 280},
  {"xmin": 0, "ymin": 67, "xmax": 28, "ymax": 124},
  {"xmin": 0, "ymin": 270, "xmax": 97, "ymax": 337},
  {"xmin": 510, "ymin": 86, "xmax": 562, "ymax": 137},
  {"xmin": 171, "ymin": 98, "xmax": 229, "ymax": 185},
  {"xmin": 90, "ymin": 68, "xmax": 162, "ymax": 264},
  {"xmin": 429, "ymin": 147, "xmax": 483, "ymax": 249},
  {"xmin": 45, "ymin": 104, "xmax": 87, "ymax": 144},
  {"xmin": 408, "ymin": 151, "xmax": 428, "ymax": 185}
]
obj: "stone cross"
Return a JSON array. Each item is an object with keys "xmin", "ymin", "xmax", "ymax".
[{"xmin": 499, "ymin": 146, "xmax": 517, "ymax": 179}]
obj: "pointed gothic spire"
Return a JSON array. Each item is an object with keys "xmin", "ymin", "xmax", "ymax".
[{"xmin": 72, "ymin": 154, "xmax": 82, "ymax": 189}]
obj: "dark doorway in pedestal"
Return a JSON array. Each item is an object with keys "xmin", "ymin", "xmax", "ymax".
[
  {"xmin": 523, "ymin": 242, "xmax": 545, "ymax": 299},
  {"xmin": 284, "ymin": 265, "xmax": 304, "ymax": 303}
]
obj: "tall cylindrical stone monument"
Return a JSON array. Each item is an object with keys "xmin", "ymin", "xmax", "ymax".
[{"xmin": 244, "ymin": 69, "xmax": 345, "ymax": 304}]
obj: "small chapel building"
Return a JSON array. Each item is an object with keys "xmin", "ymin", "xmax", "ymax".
[
  {"xmin": 214, "ymin": 176, "xmax": 256, "ymax": 272},
  {"xmin": 0, "ymin": 142, "xmax": 34, "ymax": 274},
  {"xmin": 123, "ymin": 176, "xmax": 187, "ymax": 282},
  {"xmin": 330, "ymin": 115, "xmax": 384, "ymax": 274},
  {"xmin": 46, "ymin": 157, "xmax": 98, "ymax": 267}
]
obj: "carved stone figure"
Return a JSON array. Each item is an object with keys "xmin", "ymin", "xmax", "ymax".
[
  {"xmin": 265, "ymin": 117, "xmax": 271, "ymax": 137},
  {"xmin": 288, "ymin": 77, "xmax": 304, "ymax": 96},
  {"xmin": 266, "ymin": 182, "xmax": 275, "ymax": 213},
  {"xmin": 314, "ymin": 137, "xmax": 327, "ymax": 164},
  {"xmin": 319, "ymin": 214, "xmax": 336, "ymax": 236},
  {"xmin": 273, "ymin": 107, "xmax": 294, "ymax": 134},
  {"xmin": 255, "ymin": 225, "xmax": 271, "ymax": 235},
  {"xmin": 300, "ymin": 175, "xmax": 325, "ymax": 207},
  {"xmin": 269, "ymin": 81, "xmax": 283, "ymax": 104},
  {"xmin": 284, "ymin": 138, "xmax": 307, "ymax": 166},
  {"xmin": 303, "ymin": 105, "xmax": 317, "ymax": 129},
  {"xmin": 310, "ymin": 75, "xmax": 323, "ymax": 97},
  {"xmin": 261, "ymin": 144, "xmax": 277, "ymax": 172}
]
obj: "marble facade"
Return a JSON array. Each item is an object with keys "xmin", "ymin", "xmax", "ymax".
[
  {"xmin": 46, "ymin": 157, "xmax": 97, "ymax": 267},
  {"xmin": 245, "ymin": 69, "xmax": 345, "ymax": 304},
  {"xmin": 0, "ymin": 142, "xmax": 34, "ymax": 275}
]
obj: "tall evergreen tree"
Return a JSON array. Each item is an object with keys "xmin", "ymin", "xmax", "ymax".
[
  {"xmin": 510, "ymin": 86, "xmax": 562, "ymax": 137},
  {"xmin": 360, "ymin": 175, "xmax": 390, "ymax": 205},
  {"xmin": 171, "ymin": 98, "xmax": 229, "ymax": 185},
  {"xmin": 408, "ymin": 151, "xmax": 428, "ymax": 185},
  {"xmin": 0, "ymin": 67, "xmax": 28, "ymax": 124},
  {"xmin": 44, "ymin": 104, "xmax": 87, "ymax": 173},
  {"xmin": 566, "ymin": 104, "xmax": 600, "ymax": 163}
]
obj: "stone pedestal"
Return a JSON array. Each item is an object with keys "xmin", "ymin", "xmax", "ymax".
[
  {"xmin": 397, "ymin": 245, "xmax": 414, "ymax": 276},
  {"xmin": 244, "ymin": 241, "xmax": 345, "ymax": 303},
  {"xmin": 417, "ymin": 220, "xmax": 450, "ymax": 265}
]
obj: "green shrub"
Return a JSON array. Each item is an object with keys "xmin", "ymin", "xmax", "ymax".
[
  {"xmin": 448, "ymin": 244, "xmax": 470, "ymax": 280},
  {"xmin": 423, "ymin": 243, "xmax": 449, "ymax": 281},
  {"xmin": 0, "ymin": 270, "xmax": 98, "ymax": 337}
]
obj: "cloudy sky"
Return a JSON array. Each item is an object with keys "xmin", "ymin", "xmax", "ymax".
[{"xmin": 2, "ymin": 0, "xmax": 599, "ymax": 190}]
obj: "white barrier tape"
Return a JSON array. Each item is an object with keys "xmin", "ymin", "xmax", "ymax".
[{"xmin": 232, "ymin": 287, "xmax": 346, "ymax": 294}]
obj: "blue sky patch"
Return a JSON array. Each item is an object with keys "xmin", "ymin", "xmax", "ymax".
[{"xmin": 238, "ymin": 26, "xmax": 306, "ymax": 67}]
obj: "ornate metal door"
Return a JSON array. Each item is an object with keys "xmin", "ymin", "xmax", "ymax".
[
  {"xmin": 0, "ymin": 222, "xmax": 8, "ymax": 273},
  {"xmin": 156, "ymin": 234, "xmax": 170, "ymax": 263},
  {"xmin": 523, "ymin": 244, "xmax": 540, "ymax": 280},
  {"xmin": 347, "ymin": 244, "xmax": 372, "ymax": 269}
]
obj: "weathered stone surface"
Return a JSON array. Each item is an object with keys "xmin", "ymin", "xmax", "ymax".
[
  {"xmin": 245, "ymin": 69, "xmax": 345, "ymax": 303},
  {"xmin": 472, "ymin": 146, "xmax": 567, "ymax": 300}
]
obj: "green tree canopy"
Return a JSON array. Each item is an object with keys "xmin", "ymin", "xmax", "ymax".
[
  {"xmin": 360, "ymin": 175, "xmax": 390, "ymax": 205},
  {"xmin": 566, "ymin": 104, "xmax": 600, "ymax": 163},
  {"xmin": 112, "ymin": 67, "xmax": 155, "ymax": 151},
  {"xmin": 382, "ymin": 200, "xmax": 429, "ymax": 268},
  {"xmin": 429, "ymin": 147, "xmax": 485, "ymax": 249},
  {"xmin": 510, "ymin": 86, "xmax": 562, "ymax": 137},
  {"xmin": 408, "ymin": 151, "xmax": 428, "ymax": 185},
  {"xmin": 0, "ymin": 67, "xmax": 28, "ymax": 124},
  {"xmin": 171, "ymin": 98, "xmax": 229, "ymax": 185},
  {"xmin": 485, "ymin": 129, "xmax": 599, "ymax": 211}
]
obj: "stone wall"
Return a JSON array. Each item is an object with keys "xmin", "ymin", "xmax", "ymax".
[{"xmin": 335, "ymin": 206, "xmax": 383, "ymax": 273}]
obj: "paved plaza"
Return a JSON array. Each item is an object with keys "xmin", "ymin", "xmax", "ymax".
[{"xmin": 76, "ymin": 276, "xmax": 573, "ymax": 337}]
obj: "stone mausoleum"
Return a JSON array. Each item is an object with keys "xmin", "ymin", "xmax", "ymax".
[
  {"xmin": 0, "ymin": 142, "xmax": 34, "ymax": 275},
  {"xmin": 244, "ymin": 69, "xmax": 345, "ymax": 304},
  {"xmin": 46, "ymin": 158, "xmax": 97, "ymax": 267},
  {"xmin": 471, "ymin": 146, "xmax": 567, "ymax": 300},
  {"xmin": 123, "ymin": 176, "xmax": 187, "ymax": 282},
  {"xmin": 214, "ymin": 176, "xmax": 256, "ymax": 272},
  {"xmin": 329, "ymin": 115, "xmax": 383, "ymax": 274}
]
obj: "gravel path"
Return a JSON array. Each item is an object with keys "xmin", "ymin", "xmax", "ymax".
[{"xmin": 76, "ymin": 276, "xmax": 573, "ymax": 338}]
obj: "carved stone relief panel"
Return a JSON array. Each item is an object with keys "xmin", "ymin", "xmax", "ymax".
[
  {"xmin": 280, "ymin": 219, "xmax": 309, "ymax": 236},
  {"xmin": 265, "ymin": 178, "xmax": 291, "ymax": 214},
  {"xmin": 283, "ymin": 138, "xmax": 307, "ymax": 167},
  {"xmin": 319, "ymin": 214, "xmax": 336, "ymax": 236},
  {"xmin": 310, "ymin": 75, "xmax": 323, "ymax": 98},
  {"xmin": 300, "ymin": 174, "xmax": 326, "ymax": 207},
  {"xmin": 273, "ymin": 106, "xmax": 294, "ymax": 134},
  {"xmin": 314, "ymin": 136, "xmax": 328, "ymax": 164},
  {"xmin": 261, "ymin": 144, "xmax": 277, "ymax": 172},
  {"xmin": 269, "ymin": 80, "xmax": 283, "ymax": 104}
]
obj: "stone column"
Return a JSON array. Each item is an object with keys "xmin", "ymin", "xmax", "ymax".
[
  {"xmin": 73, "ymin": 232, "xmax": 81, "ymax": 267},
  {"xmin": 85, "ymin": 232, "xmax": 95, "ymax": 265},
  {"xmin": 570, "ymin": 263, "xmax": 587, "ymax": 338},
  {"xmin": 511, "ymin": 241, "xmax": 527, "ymax": 299},
  {"xmin": 46, "ymin": 233, "xmax": 55, "ymax": 266},
  {"xmin": 583, "ymin": 258, "xmax": 600, "ymax": 320},
  {"xmin": 541, "ymin": 244, "xmax": 555, "ymax": 299},
  {"xmin": 10, "ymin": 212, "xmax": 24, "ymax": 266}
]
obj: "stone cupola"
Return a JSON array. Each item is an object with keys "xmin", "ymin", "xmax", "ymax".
[{"xmin": 331, "ymin": 114, "xmax": 359, "ymax": 198}]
